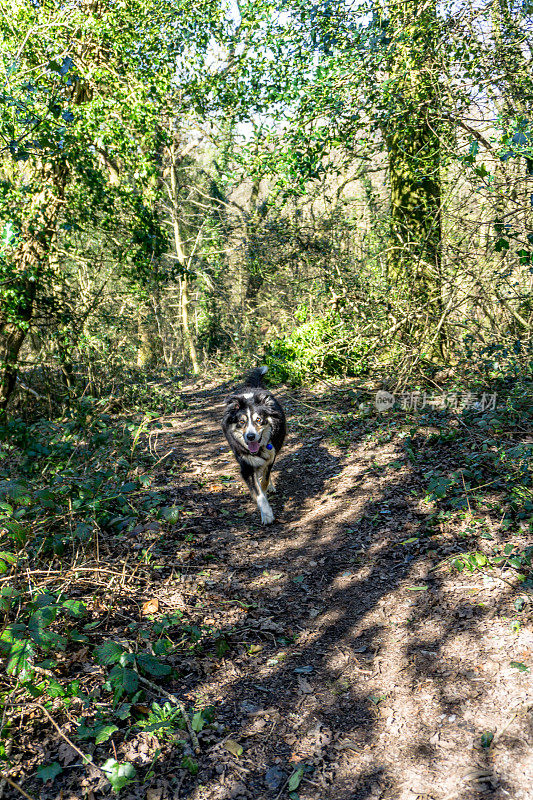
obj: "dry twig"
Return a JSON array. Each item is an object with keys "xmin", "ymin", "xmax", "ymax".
[{"xmin": 0, "ymin": 774, "xmax": 36, "ymax": 800}]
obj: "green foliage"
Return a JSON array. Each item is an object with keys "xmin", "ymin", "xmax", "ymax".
[
  {"xmin": 77, "ymin": 717, "xmax": 119, "ymax": 745},
  {"xmin": 265, "ymin": 312, "xmax": 369, "ymax": 386},
  {"xmin": 481, "ymin": 731, "xmax": 494, "ymax": 749},
  {"xmin": 102, "ymin": 758, "xmax": 137, "ymax": 793},
  {"xmin": 94, "ymin": 641, "xmax": 171, "ymax": 702},
  {"xmin": 510, "ymin": 661, "xmax": 530, "ymax": 673},
  {"xmin": 0, "ymin": 398, "xmax": 180, "ymax": 558},
  {"xmin": 36, "ymin": 762, "xmax": 63, "ymax": 783},
  {"xmin": 0, "ymin": 591, "xmax": 87, "ymax": 680},
  {"xmin": 399, "ymin": 369, "xmax": 533, "ymax": 586},
  {"xmin": 181, "ymin": 756, "xmax": 200, "ymax": 776},
  {"xmin": 136, "ymin": 702, "xmax": 186, "ymax": 740}
]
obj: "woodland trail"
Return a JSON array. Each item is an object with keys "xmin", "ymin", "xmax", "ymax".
[{"xmin": 143, "ymin": 378, "xmax": 533, "ymax": 800}]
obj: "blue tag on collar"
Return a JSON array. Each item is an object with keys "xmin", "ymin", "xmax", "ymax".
[{"xmin": 266, "ymin": 443, "xmax": 273, "ymax": 450}]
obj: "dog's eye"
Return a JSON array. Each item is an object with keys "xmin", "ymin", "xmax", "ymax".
[{"xmin": 255, "ymin": 417, "xmax": 263, "ymax": 425}]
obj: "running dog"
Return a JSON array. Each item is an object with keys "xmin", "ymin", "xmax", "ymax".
[{"xmin": 222, "ymin": 366, "xmax": 286, "ymax": 525}]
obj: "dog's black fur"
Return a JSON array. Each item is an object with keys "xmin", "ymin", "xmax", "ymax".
[{"xmin": 222, "ymin": 366, "xmax": 286, "ymax": 525}]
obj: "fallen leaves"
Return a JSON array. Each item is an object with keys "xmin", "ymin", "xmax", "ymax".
[
  {"xmin": 142, "ymin": 597, "xmax": 160, "ymax": 616},
  {"xmin": 224, "ymin": 739, "xmax": 244, "ymax": 757}
]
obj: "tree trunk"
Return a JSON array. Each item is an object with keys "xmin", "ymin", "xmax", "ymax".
[
  {"xmin": 383, "ymin": 0, "xmax": 444, "ymax": 353},
  {"xmin": 136, "ymin": 301, "xmax": 163, "ymax": 368},
  {"xmin": 0, "ymin": 164, "xmax": 67, "ymax": 408},
  {"xmin": 179, "ymin": 276, "xmax": 199, "ymax": 374},
  {"xmin": 169, "ymin": 141, "xmax": 200, "ymax": 374}
]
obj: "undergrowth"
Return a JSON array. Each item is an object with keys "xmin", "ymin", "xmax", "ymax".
[
  {"xmin": 264, "ymin": 310, "xmax": 370, "ymax": 386},
  {"xmin": 0, "ymin": 385, "xmax": 224, "ymax": 797}
]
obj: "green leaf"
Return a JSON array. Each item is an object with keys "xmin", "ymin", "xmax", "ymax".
[
  {"xmin": 136, "ymin": 652, "xmax": 171, "ymax": 677},
  {"xmin": 4, "ymin": 519, "xmax": 29, "ymax": 545},
  {"xmin": 191, "ymin": 710, "xmax": 206, "ymax": 732},
  {"xmin": 406, "ymin": 585, "xmax": 428, "ymax": 591},
  {"xmin": 288, "ymin": 767, "xmax": 304, "ymax": 792},
  {"xmin": 0, "ymin": 587, "xmax": 19, "ymax": 612},
  {"xmin": 0, "ymin": 623, "xmax": 25, "ymax": 646},
  {"xmin": 36, "ymin": 762, "xmax": 63, "ymax": 782},
  {"xmin": 181, "ymin": 755, "xmax": 199, "ymax": 775},
  {"xmin": 109, "ymin": 665, "xmax": 139, "ymax": 695},
  {"xmin": 481, "ymin": 731, "xmax": 494, "ymax": 748},
  {"xmin": 160, "ymin": 506, "xmax": 181, "ymax": 524},
  {"xmin": 400, "ymin": 537, "xmax": 419, "ymax": 545},
  {"xmin": 494, "ymin": 237, "xmax": 510, "ymax": 252},
  {"xmin": 46, "ymin": 679, "xmax": 66, "ymax": 698},
  {"xmin": 510, "ymin": 661, "xmax": 530, "ymax": 673},
  {"xmin": 28, "ymin": 607, "xmax": 67, "ymax": 648},
  {"xmin": 102, "ymin": 759, "xmax": 136, "ymax": 792},
  {"xmin": 83, "ymin": 620, "xmax": 103, "ymax": 631},
  {"xmin": 474, "ymin": 163, "xmax": 489, "ymax": 179},
  {"xmin": 115, "ymin": 703, "xmax": 132, "ymax": 720},
  {"xmin": 94, "ymin": 641, "xmax": 125, "ymax": 665},
  {"xmin": 119, "ymin": 652, "xmax": 136, "ymax": 668},
  {"xmin": 76, "ymin": 721, "xmax": 97, "ymax": 740},
  {"xmin": 95, "ymin": 724, "xmax": 119, "ymax": 744},
  {"xmin": 7, "ymin": 638, "xmax": 35, "ymax": 679},
  {"xmin": 70, "ymin": 630, "xmax": 89, "ymax": 643},
  {"xmin": 62, "ymin": 599, "xmax": 87, "ymax": 618}
]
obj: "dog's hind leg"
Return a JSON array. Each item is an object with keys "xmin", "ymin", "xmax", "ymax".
[{"xmin": 241, "ymin": 463, "xmax": 275, "ymax": 525}]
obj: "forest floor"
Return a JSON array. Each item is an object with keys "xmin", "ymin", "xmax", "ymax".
[{"xmin": 2, "ymin": 374, "xmax": 533, "ymax": 800}]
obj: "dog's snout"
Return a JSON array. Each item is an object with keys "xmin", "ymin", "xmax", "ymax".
[{"xmin": 245, "ymin": 431, "xmax": 257, "ymax": 441}]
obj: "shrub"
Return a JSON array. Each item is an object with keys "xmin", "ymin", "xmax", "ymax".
[{"xmin": 264, "ymin": 312, "xmax": 369, "ymax": 386}]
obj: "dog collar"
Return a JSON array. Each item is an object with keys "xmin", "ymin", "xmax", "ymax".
[{"xmin": 266, "ymin": 443, "xmax": 273, "ymax": 450}]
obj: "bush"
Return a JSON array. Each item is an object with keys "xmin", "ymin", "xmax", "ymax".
[{"xmin": 264, "ymin": 312, "xmax": 369, "ymax": 386}]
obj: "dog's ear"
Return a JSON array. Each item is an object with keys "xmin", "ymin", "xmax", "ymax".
[
  {"xmin": 224, "ymin": 395, "xmax": 240, "ymax": 410},
  {"xmin": 257, "ymin": 391, "xmax": 274, "ymax": 408}
]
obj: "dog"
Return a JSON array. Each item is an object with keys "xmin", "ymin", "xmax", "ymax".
[{"xmin": 222, "ymin": 366, "xmax": 286, "ymax": 525}]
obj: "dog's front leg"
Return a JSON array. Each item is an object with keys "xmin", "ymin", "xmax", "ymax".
[
  {"xmin": 241, "ymin": 463, "xmax": 275, "ymax": 525},
  {"xmin": 261, "ymin": 464, "xmax": 276, "ymax": 495}
]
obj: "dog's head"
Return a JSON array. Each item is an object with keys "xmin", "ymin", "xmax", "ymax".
[{"xmin": 223, "ymin": 391, "xmax": 273, "ymax": 454}]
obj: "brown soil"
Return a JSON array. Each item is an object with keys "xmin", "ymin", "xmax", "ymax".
[{"xmin": 139, "ymin": 379, "xmax": 533, "ymax": 800}]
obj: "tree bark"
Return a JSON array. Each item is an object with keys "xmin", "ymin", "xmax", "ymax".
[
  {"xmin": 169, "ymin": 140, "xmax": 199, "ymax": 374},
  {"xmin": 0, "ymin": 164, "xmax": 67, "ymax": 408},
  {"xmin": 383, "ymin": 0, "xmax": 444, "ymax": 353},
  {"xmin": 136, "ymin": 300, "xmax": 163, "ymax": 368},
  {"xmin": 180, "ymin": 275, "xmax": 199, "ymax": 374}
]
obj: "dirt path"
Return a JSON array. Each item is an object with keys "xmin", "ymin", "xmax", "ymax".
[{"xmin": 146, "ymin": 380, "xmax": 532, "ymax": 800}]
